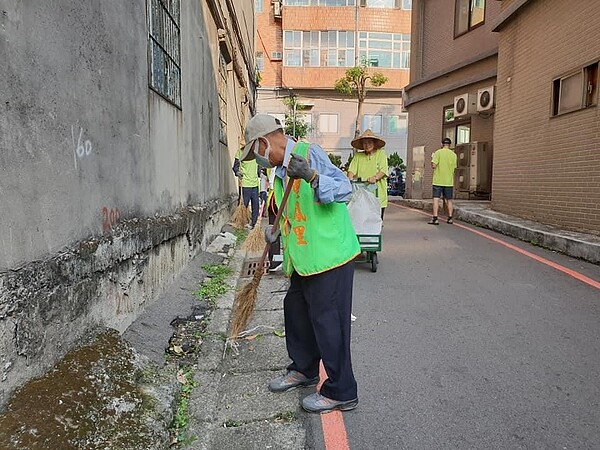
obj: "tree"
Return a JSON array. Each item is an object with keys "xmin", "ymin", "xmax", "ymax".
[
  {"xmin": 334, "ymin": 62, "xmax": 388, "ymax": 139},
  {"xmin": 328, "ymin": 153, "xmax": 342, "ymax": 168},
  {"xmin": 388, "ymin": 152, "xmax": 406, "ymax": 171},
  {"xmin": 282, "ymin": 94, "xmax": 310, "ymax": 139},
  {"xmin": 345, "ymin": 153, "xmax": 354, "ymax": 171}
]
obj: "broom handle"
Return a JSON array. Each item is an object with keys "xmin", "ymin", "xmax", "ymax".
[{"xmin": 258, "ymin": 178, "xmax": 295, "ymax": 266}]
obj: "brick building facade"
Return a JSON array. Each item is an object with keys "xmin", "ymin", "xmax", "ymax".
[
  {"xmin": 404, "ymin": 0, "xmax": 500, "ymax": 200},
  {"xmin": 492, "ymin": 0, "xmax": 600, "ymax": 235},
  {"xmin": 405, "ymin": 0, "xmax": 599, "ymax": 236},
  {"xmin": 255, "ymin": 0, "xmax": 412, "ymax": 163}
]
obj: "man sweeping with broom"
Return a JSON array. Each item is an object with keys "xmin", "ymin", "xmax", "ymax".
[{"xmin": 239, "ymin": 114, "xmax": 361, "ymax": 414}]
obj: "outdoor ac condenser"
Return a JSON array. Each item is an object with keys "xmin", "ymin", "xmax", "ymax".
[{"xmin": 454, "ymin": 142, "xmax": 492, "ymax": 198}]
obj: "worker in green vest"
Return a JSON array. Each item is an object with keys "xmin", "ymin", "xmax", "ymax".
[
  {"xmin": 239, "ymin": 114, "xmax": 360, "ymax": 414},
  {"xmin": 232, "ymin": 148, "xmax": 260, "ymax": 228}
]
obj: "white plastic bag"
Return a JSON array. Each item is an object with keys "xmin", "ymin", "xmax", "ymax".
[{"xmin": 347, "ymin": 185, "xmax": 382, "ymax": 234}]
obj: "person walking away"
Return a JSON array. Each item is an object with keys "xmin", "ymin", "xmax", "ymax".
[
  {"xmin": 428, "ymin": 137, "xmax": 458, "ymax": 225},
  {"xmin": 232, "ymin": 148, "xmax": 260, "ymax": 228},
  {"xmin": 239, "ymin": 114, "xmax": 361, "ymax": 414},
  {"xmin": 347, "ymin": 129, "xmax": 389, "ymax": 220},
  {"xmin": 259, "ymin": 167, "xmax": 268, "ymax": 217}
]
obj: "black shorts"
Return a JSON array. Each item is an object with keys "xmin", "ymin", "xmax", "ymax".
[{"xmin": 432, "ymin": 185, "xmax": 453, "ymax": 199}]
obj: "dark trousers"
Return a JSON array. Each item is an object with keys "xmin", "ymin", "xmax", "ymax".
[
  {"xmin": 242, "ymin": 186, "xmax": 259, "ymax": 226},
  {"xmin": 284, "ymin": 261, "xmax": 357, "ymax": 401}
]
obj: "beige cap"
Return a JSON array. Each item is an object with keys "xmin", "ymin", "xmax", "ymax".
[{"xmin": 239, "ymin": 114, "xmax": 284, "ymax": 161}]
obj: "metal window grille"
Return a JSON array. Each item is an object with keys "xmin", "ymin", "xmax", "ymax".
[
  {"xmin": 218, "ymin": 53, "xmax": 227, "ymax": 144},
  {"xmin": 148, "ymin": 0, "xmax": 181, "ymax": 108}
]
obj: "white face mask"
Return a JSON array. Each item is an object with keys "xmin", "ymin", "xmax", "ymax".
[{"xmin": 254, "ymin": 137, "xmax": 273, "ymax": 168}]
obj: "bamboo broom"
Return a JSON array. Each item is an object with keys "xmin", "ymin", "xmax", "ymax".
[
  {"xmin": 230, "ymin": 178, "xmax": 249, "ymax": 229},
  {"xmin": 242, "ymin": 202, "xmax": 265, "ymax": 253},
  {"xmin": 229, "ymin": 179, "xmax": 294, "ymax": 339}
]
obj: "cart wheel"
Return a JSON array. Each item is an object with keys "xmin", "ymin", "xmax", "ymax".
[{"xmin": 371, "ymin": 252, "xmax": 378, "ymax": 272}]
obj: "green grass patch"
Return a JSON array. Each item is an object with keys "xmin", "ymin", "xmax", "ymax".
[
  {"xmin": 196, "ymin": 264, "xmax": 233, "ymax": 307},
  {"xmin": 171, "ymin": 369, "xmax": 199, "ymax": 445},
  {"xmin": 234, "ymin": 228, "xmax": 248, "ymax": 244},
  {"xmin": 275, "ymin": 411, "xmax": 296, "ymax": 423}
]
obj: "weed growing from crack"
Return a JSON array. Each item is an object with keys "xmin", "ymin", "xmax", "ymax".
[
  {"xmin": 275, "ymin": 410, "xmax": 296, "ymax": 423},
  {"xmin": 234, "ymin": 228, "xmax": 248, "ymax": 245},
  {"xmin": 170, "ymin": 369, "xmax": 199, "ymax": 445},
  {"xmin": 196, "ymin": 264, "xmax": 233, "ymax": 307},
  {"xmin": 223, "ymin": 419, "xmax": 243, "ymax": 428}
]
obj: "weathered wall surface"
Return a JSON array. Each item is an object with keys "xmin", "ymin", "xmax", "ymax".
[{"xmin": 0, "ymin": 0, "xmax": 254, "ymax": 406}]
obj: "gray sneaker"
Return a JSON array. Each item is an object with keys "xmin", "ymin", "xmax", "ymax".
[
  {"xmin": 302, "ymin": 392, "xmax": 358, "ymax": 413},
  {"xmin": 268, "ymin": 370, "xmax": 319, "ymax": 393}
]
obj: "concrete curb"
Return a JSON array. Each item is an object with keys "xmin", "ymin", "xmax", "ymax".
[{"xmin": 184, "ymin": 238, "xmax": 307, "ymax": 450}]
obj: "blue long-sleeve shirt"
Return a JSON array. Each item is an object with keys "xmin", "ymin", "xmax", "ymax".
[{"xmin": 274, "ymin": 138, "xmax": 352, "ymax": 204}]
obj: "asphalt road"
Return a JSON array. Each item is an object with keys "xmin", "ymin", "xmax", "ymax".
[{"xmin": 312, "ymin": 204, "xmax": 600, "ymax": 450}]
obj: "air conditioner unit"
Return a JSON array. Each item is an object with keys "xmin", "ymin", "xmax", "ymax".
[
  {"xmin": 454, "ymin": 143, "xmax": 470, "ymax": 168},
  {"xmin": 270, "ymin": 51, "xmax": 282, "ymax": 61},
  {"xmin": 455, "ymin": 142, "xmax": 493, "ymax": 197},
  {"xmin": 477, "ymin": 85, "xmax": 495, "ymax": 112},
  {"xmin": 273, "ymin": 1, "xmax": 282, "ymax": 18},
  {"xmin": 453, "ymin": 93, "xmax": 477, "ymax": 118}
]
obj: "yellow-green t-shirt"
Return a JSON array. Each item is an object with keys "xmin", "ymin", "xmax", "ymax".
[
  {"xmin": 348, "ymin": 149, "xmax": 389, "ymax": 207},
  {"xmin": 432, "ymin": 147, "xmax": 457, "ymax": 187},
  {"xmin": 235, "ymin": 149, "xmax": 259, "ymax": 188}
]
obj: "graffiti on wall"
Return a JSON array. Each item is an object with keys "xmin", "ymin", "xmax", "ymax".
[
  {"xmin": 102, "ymin": 207, "xmax": 120, "ymax": 231},
  {"xmin": 71, "ymin": 126, "xmax": 92, "ymax": 169}
]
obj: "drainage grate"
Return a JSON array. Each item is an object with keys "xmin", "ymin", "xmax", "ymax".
[{"xmin": 241, "ymin": 258, "xmax": 269, "ymax": 278}]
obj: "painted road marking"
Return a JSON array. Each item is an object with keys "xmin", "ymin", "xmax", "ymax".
[
  {"xmin": 319, "ymin": 362, "xmax": 350, "ymax": 450},
  {"xmin": 390, "ymin": 203, "xmax": 600, "ymax": 290}
]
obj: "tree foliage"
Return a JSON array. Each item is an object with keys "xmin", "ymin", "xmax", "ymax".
[
  {"xmin": 328, "ymin": 153, "xmax": 342, "ymax": 168},
  {"xmin": 334, "ymin": 62, "xmax": 388, "ymax": 138},
  {"xmin": 388, "ymin": 152, "xmax": 406, "ymax": 171},
  {"xmin": 282, "ymin": 94, "xmax": 310, "ymax": 139}
]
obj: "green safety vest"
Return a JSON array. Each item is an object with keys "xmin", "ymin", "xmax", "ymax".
[{"xmin": 274, "ymin": 142, "xmax": 360, "ymax": 277}]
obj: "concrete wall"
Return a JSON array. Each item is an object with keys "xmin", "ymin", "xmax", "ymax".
[
  {"xmin": 0, "ymin": 0, "xmax": 254, "ymax": 406},
  {"xmin": 493, "ymin": 0, "xmax": 600, "ymax": 235}
]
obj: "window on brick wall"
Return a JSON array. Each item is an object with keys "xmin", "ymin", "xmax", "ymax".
[
  {"xmin": 283, "ymin": 30, "xmax": 355, "ymax": 67},
  {"xmin": 319, "ymin": 114, "xmax": 339, "ymax": 134},
  {"xmin": 147, "ymin": 0, "xmax": 181, "ymax": 108},
  {"xmin": 358, "ymin": 32, "xmax": 410, "ymax": 69},
  {"xmin": 552, "ymin": 62, "xmax": 599, "ymax": 116},
  {"xmin": 365, "ymin": 0, "xmax": 406, "ymax": 8},
  {"xmin": 455, "ymin": 0, "xmax": 485, "ymax": 37},
  {"xmin": 255, "ymin": 0, "xmax": 263, "ymax": 12},
  {"xmin": 442, "ymin": 105, "xmax": 470, "ymax": 146}
]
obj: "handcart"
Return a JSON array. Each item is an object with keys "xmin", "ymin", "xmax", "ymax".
[{"xmin": 349, "ymin": 181, "xmax": 382, "ymax": 273}]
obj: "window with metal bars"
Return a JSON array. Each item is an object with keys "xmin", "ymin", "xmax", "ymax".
[
  {"xmin": 148, "ymin": 0, "xmax": 181, "ymax": 108},
  {"xmin": 218, "ymin": 53, "xmax": 228, "ymax": 144}
]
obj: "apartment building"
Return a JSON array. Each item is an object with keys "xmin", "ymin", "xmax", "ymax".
[
  {"xmin": 492, "ymin": 0, "xmax": 600, "ymax": 235},
  {"xmin": 255, "ymin": 0, "xmax": 412, "ymax": 163},
  {"xmin": 404, "ymin": 0, "xmax": 501, "ymax": 200}
]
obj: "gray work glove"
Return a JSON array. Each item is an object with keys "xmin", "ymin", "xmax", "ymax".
[
  {"xmin": 235, "ymin": 171, "xmax": 243, "ymax": 178},
  {"xmin": 264, "ymin": 225, "xmax": 280, "ymax": 244},
  {"xmin": 287, "ymin": 154, "xmax": 317, "ymax": 183}
]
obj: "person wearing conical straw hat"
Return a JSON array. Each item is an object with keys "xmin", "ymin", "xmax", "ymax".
[
  {"xmin": 239, "ymin": 114, "xmax": 361, "ymax": 414},
  {"xmin": 348, "ymin": 129, "xmax": 389, "ymax": 220}
]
